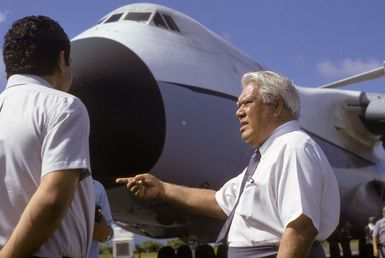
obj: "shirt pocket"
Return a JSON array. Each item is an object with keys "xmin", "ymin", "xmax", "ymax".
[
  {"xmin": 236, "ymin": 180, "xmax": 258, "ymax": 219},
  {"xmin": 236, "ymin": 176, "xmax": 281, "ymax": 232}
]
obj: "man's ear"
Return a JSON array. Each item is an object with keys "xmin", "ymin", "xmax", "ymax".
[
  {"xmin": 56, "ymin": 50, "xmax": 66, "ymax": 75},
  {"xmin": 273, "ymin": 98, "xmax": 284, "ymax": 117}
]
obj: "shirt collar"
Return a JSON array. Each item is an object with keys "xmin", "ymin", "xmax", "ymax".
[
  {"xmin": 6, "ymin": 74, "xmax": 54, "ymax": 90},
  {"xmin": 259, "ymin": 120, "xmax": 300, "ymax": 156}
]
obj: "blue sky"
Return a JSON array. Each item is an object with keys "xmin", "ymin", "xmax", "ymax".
[{"xmin": 0, "ymin": 0, "xmax": 384, "ymax": 93}]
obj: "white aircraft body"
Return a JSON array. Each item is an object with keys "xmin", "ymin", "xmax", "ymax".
[{"xmin": 69, "ymin": 3, "xmax": 385, "ymax": 251}]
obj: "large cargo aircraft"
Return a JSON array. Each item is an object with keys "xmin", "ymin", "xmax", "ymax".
[{"xmin": 69, "ymin": 2, "xmax": 385, "ymax": 248}]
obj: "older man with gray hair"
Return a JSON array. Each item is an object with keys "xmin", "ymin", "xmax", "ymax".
[{"xmin": 117, "ymin": 71, "xmax": 340, "ymax": 258}]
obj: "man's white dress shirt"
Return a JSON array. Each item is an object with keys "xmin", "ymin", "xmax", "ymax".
[
  {"xmin": 216, "ymin": 120, "xmax": 340, "ymax": 247},
  {"xmin": 0, "ymin": 74, "xmax": 95, "ymax": 258}
]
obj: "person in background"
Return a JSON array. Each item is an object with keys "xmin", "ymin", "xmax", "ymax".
[
  {"xmin": 158, "ymin": 246, "xmax": 176, "ymax": 258},
  {"xmin": 328, "ymin": 228, "xmax": 341, "ymax": 258},
  {"xmin": 0, "ymin": 15, "xmax": 94, "ymax": 258},
  {"xmin": 365, "ymin": 216, "xmax": 376, "ymax": 258},
  {"xmin": 176, "ymin": 244, "xmax": 192, "ymax": 258},
  {"xmin": 340, "ymin": 221, "xmax": 352, "ymax": 258},
  {"xmin": 373, "ymin": 206, "xmax": 385, "ymax": 258},
  {"xmin": 116, "ymin": 71, "xmax": 340, "ymax": 258},
  {"xmin": 89, "ymin": 179, "xmax": 114, "ymax": 258},
  {"xmin": 196, "ymin": 244, "xmax": 215, "ymax": 258}
]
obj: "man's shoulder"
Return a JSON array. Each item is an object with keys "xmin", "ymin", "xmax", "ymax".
[
  {"xmin": 271, "ymin": 129, "xmax": 327, "ymax": 161},
  {"xmin": 5, "ymin": 75, "xmax": 80, "ymax": 102},
  {"xmin": 27, "ymin": 85, "xmax": 86, "ymax": 113},
  {"xmin": 93, "ymin": 180, "xmax": 107, "ymax": 194},
  {"xmin": 6, "ymin": 80, "xmax": 80, "ymax": 104},
  {"xmin": 32, "ymin": 84, "xmax": 80, "ymax": 102},
  {"xmin": 278, "ymin": 129, "xmax": 313, "ymax": 148},
  {"xmin": 374, "ymin": 218, "xmax": 385, "ymax": 231},
  {"xmin": 376, "ymin": 217, "xmax": 385, "ymax": 225}
]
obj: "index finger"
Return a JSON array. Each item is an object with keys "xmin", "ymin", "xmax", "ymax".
[{"xmin": 116, "ymin": 178, "xmax": 131, "ymax": 184}]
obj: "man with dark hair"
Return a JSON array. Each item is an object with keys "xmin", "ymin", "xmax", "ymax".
[
  {"xmin": 3, "ymin": 15, "xmax": 71, "ymax": 77},
  {"xmin": 0, "ymin": 16, "xmax": 94, "ymax": 258}
]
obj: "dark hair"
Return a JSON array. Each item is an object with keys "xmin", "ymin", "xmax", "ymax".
[
  {"xmin": 157, "ymin": 246, "xmax": 175, "ymax": 258},
  {"xmin": 196, "ymin": 244, "xmax": 215, "ymax": 258},
  {"xmin": 3, "ymin": 15, "xmax": 70, "ymax": 78},
  {"xmin": 176, "ymin": 245, "xmax": 192, "ymax": 258}
]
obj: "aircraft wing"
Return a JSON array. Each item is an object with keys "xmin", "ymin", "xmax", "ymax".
[{"xmin": 320, "ymin": 62, "xmax": 384, "ymax": 89}]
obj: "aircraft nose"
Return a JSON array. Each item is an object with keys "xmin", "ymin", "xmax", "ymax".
[{"xmin": 70, "ymin": 37, "xmax": 166, "ymax": 187}]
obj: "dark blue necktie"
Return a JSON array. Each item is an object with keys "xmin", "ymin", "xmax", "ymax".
[{"xmin": 216, "ymin": 150, "xmax": 261, "ymax": 243}]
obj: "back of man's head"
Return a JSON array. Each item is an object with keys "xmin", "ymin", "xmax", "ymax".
[{"xmin": 3, "ymin": 15, "xmax": 70, "ymax": 78}]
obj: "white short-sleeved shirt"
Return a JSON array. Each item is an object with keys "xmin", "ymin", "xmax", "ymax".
[
  {"xmin": 216, "ymin": 120, "xmax": 340, "ymax": 247},
  {"xmin": 89, "ymin": 180, "xmax": 114, "ymax": 258},
  {"xmin": 373, "ymin": 217, "xmax": 385, "ymax": 245},
  {"xmin": 0, "ymin": 74, "xmax": 95, "ymax": 258}
]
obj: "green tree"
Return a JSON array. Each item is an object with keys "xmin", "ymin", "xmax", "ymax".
[
  {"xmin": 135, "ymin": 243, "xmax": 144, "ymax": 254},
  {"xmin": 99, "ymin": 244, "xmax": 113, "ymax": 254},
  {"xmin": 139, "ymin": 240, "xmax": 163, "ymax": 253},
  {"xmin": 167, "ymin": 238, "xmax": 186, "ymax": 250}
]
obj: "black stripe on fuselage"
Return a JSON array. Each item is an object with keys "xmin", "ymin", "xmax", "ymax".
[
  {"xmin": 162, "ymin": 80, "xmax": 376, "ymax": 168},
  {"xmin": 160, "ymin": 81, "xmax": 238, "ymax": 101}
]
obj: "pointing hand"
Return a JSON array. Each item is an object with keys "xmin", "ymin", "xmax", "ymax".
[{"xmin": 116, "ymin": 173, "xmax": 164, "ymax": 199}]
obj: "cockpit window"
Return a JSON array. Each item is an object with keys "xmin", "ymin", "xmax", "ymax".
[
  {"xmin": 163, "ymin": 15, "xmax": 180, "ymax": 32},
  {"xmin": 153, "ymin": 12, "xmax": 168, "ymax": 29},
  {"xmin": 99, "ymin": 11, "xmax": 181, "ymax": 33},
  {"xmin": 104, "ymin": 13, "xmax": 123, "ymax": 23},
  {"xmin": 124, "ymin": 12, "xmax": 151, "ymax": 22}
]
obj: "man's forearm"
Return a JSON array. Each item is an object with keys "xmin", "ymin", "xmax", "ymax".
[
  {"xmin": 278, "ymin": 228, "xmax": 314, "ymax": 258},
  {"xmin": 1, "ymin": 194, "xmax": 65, "ymax": 257},
  {"xmin": 116, "ymin": 174, "xmax": 227, "ymax": 219},
  {"xmin": 374, "ymin": 236, "xmax": 379, "ymax": 256},
  {"xmin": 0, "ymin": 171, "xmax": 80, "ymax": 258},
  {"xmin": 162, "ymin": 182, "xmax": 227, "ymax": 219},
  {"xmin": 277, "ymin": 215, "xmax": 317, "ymax": 258}
]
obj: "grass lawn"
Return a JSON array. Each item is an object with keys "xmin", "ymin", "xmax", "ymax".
[
  {"xmin": 99, "ymin": 254, "xmax": 112, "ymax": 258},
  {"xmin": 100, "ymin": 252, "xmax": 157, "ymax": 258},
  {"xmin": 134, "ymin": 253, "xmax": 157, "ymax": 258},
  {"xmin": 100, "ymin": 240, "xmax": 360, "ymax": 258}
]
